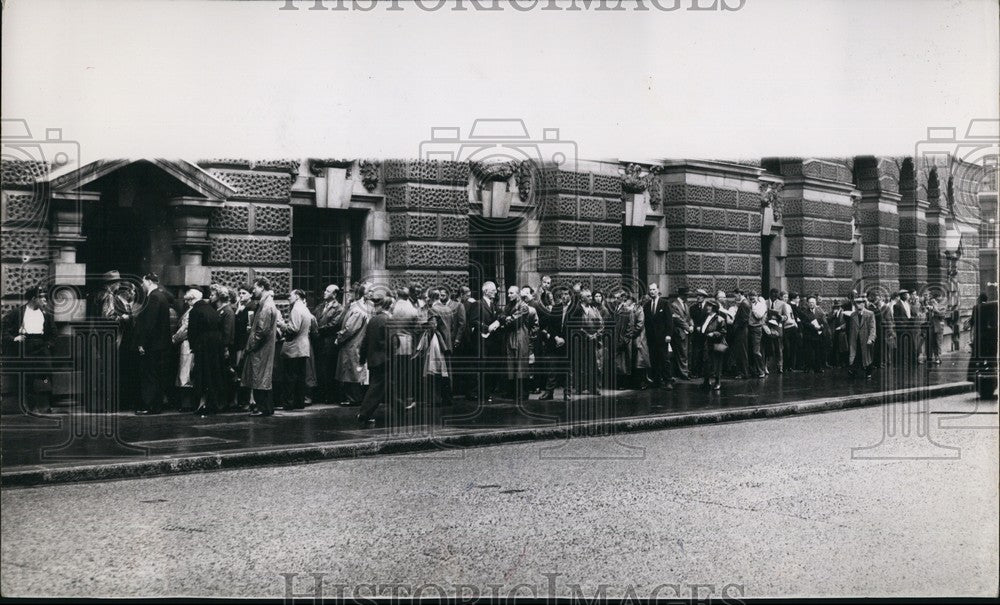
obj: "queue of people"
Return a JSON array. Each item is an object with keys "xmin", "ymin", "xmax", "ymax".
[{"xmin": 0, "ymin": 269, "xmax": 982, "ymax": 420}]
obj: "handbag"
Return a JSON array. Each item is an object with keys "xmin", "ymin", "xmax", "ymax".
[{"xmin": 712, "ymin": 341, "xmax": 729, "ymax": 354}]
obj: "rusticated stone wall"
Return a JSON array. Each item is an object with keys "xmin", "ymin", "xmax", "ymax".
[
  {"xmin": 382, "ymin": 159, "xmax": 470, "ymax": 294},
  {"xmin": 854, "ymin": 156, "xmax": 901, "ymax": 295},
  {"xmin": 198, "ymin": 159, "xmax": 296, "ymax": 295},
  {"xmin": 772, "ymin": 158, "xmax": 858, "ymax": 304},
  {"xmin": 535, "ymin": 166, "xmax": 625, "ymax": 294},
  {"xmin": 1, "ymin": 163, "xmax": 52, "ymax": 317},
  {"xmin": 658, "ymin": 162, "xmax": 764, "ymax": 296}
]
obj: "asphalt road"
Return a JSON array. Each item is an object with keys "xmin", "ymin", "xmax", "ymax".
[{"xmin": 2, "ymin": 392, "xmax": 996, "ymax": 599}]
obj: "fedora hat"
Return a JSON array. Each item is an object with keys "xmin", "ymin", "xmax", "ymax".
[
  {"xmin": 694, "ymin": 288, "xmax": 709, "ymax": 297},
  {"xmin": 102, "ymin": 270, "xmax": 122, "ymax": 283}
]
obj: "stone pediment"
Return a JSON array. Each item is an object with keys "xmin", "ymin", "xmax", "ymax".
[{"xmin": 45, "ymin": 158, "xmax": 236, "ymax": 202}]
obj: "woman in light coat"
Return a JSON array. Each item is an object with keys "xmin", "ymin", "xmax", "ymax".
[
  {"xmin": 335, "ymin": 284, "xmax": 372, "ymax": 405},
  {"xmin": 632, "ymin": 295, "xmax": 651, "ymax": 389}
]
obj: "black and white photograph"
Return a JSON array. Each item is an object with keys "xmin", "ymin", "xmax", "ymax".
[{"xmin": 1, "ymin": 0, "xmax": 998, "ymax": 601}]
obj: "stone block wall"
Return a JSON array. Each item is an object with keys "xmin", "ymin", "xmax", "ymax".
[
  {"xmin": 0, "ymin": 162, "xmax": 53, "ymax": 317},
  {"xmin": 774, "ymin": 158, "xmax": 857, "ymax": 304},
  {"xmin": 535, "ymin": 165, "xmax": 624, "ymax": 294},
  {"xmin": 659, "ymin": 162, "xmax": 763, "ymax": 295},
  {"xmin": 198, "ymin": 160, "xmax": 296, "ymax": 296},
  {"xmin": 382, "ymin": 159, "xmax": 470, "ymax": 294}
]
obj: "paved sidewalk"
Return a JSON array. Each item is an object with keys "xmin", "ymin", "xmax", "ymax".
[{"xmin": 0, "ymin": 353, "xmax": 975, "ymax": 483}]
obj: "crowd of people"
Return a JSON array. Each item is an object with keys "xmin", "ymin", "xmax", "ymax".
[{"xmin": 0, "ymin": 269, "xmax": 988, "ymax": 423}]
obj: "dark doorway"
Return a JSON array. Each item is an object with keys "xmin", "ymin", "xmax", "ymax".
[
  {"xmin": 78, "ymin": 161, "xmax": 192, "ymax": 303},
  {"xmin": 761, "ymin": 234, "xmax": 775, "ymax": 293},
  {"xmin": 291, "ymin": 207, "xmax": 362, "ymax": 307},
  {"xmin": 468, "ymin": 216, "xmax": 519, "ymax": 297},
  {"xmin": 622, "ymin": 226, "xmax": 651, "ymax": 296}
]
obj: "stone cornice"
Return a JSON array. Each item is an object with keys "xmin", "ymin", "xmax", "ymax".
[{"xmin": 659, "ymin": 159, "xmax": 764, "ymax": 180}]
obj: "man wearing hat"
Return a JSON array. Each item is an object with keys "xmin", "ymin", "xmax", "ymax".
[
  {"xmin": 689, "ymin": 288, "xmax": 710, "ymax": 378},
  {"xmin": 848, "ymin": 295, "xmax": 877, "ymax": 379},
  {"xmin": 1, "ymin": 286, "xmax": 56, "ymax": 411},
  {"xmin": 670, "ymin": 287, "xmax": 693, "ymax": 380}
]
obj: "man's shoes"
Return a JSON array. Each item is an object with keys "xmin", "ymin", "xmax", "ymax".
[
  {"xmin": 662, "ymin": 383, "xmax": 674, "ymax": 391},
  {"xmin": 249, "ymin": 410, "xmax": 273, "ymax": 417},
  {"xmin": 637, "ymin": 382, "xmax": 648, "ymax": 391},
  {"xmin": 403, "ymin": 401, "xmax": 418, "ymax": 411},
  {"xmin": 134, "ymin": 409, "xmax": 159, "ymax": 416},
  {"xmin": 712, "ymin": 383, "xmax": 721, "ymax": 391},
  {"xmin": 539, "ymin": 391, "xmax": 554, "ymax": 401}
]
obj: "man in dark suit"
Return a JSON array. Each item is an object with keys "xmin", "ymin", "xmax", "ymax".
[
  {"xmin": 643, "ymin": 283, "xmax": 674, "ymax": 390},
  {"xmin": 539, "ymin": 287, "xmax": 571, "ymax": 399},
  {"xmin": 467, "ymin": 281, "xmax": 502, "ymax": 401},
  {"xmin": 134, "ymin": 273, "xmax": 172, "ymax": 414},
  {"xmin": 358, "ymin": 292, "xmax": 392, "ymax": 426},
  {"xmin": 795, "ymin": 295, "xmax": 825, "ymax": 373},
  {"xmin": 312, "ymin": 284, "xmax": 344, "ymax": 405},
  {"xmin": 689, "ymin": 288, "xmax": 710, "ymax": 379}
]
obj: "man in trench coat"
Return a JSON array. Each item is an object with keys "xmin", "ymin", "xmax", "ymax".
[
  {"xmin": 242, "ymin": 277, "xmax": 279, "ymax": 416},
  {"xmin": 848, "ymin": 296, "xmax": 877, "ymax": 379}
]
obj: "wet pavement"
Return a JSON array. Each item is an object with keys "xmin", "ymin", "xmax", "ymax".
[
  {"xmin": 2, "ymin": 391, "xmax": 996, "ymax": 598},
  {"xmin": 0, "ymin": 353, "xmax": 973, "ymax": 473}
]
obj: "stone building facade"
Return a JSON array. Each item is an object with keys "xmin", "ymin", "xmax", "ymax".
[{"xmin": 1, "ymin": 154, "xmax": 995, "ymax": 405}]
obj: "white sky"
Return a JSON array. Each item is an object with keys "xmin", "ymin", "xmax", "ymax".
[{"xmin": 2, "ymin": 0, "xmax": 997, "ymax": 164}]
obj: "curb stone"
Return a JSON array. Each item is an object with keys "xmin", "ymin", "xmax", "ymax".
[{"xmin": 0, "ymin": 381, "xmax": 972, "ymax": 487}]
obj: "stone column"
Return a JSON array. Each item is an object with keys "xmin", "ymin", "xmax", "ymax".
[{"xmin": 163, "ymin": 197, "xmax": 213, "ymax": 287}]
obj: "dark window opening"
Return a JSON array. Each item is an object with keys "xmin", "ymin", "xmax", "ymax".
[
  {"xmin": 291, "ymin": 208, "xmax": 362, "ymax": 308},
  {"xmin": 622, "ymin": 226, "xmax": 650, "ymax": 296},
  {"xmin": 468, "ymin": 216, "xmax": 519, "ymax": 297}
]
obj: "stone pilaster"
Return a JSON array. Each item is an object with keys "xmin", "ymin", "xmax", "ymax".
[
  {"xmin": 853, "ymin": 156, "xmax": 902, "ymax": 295},
  {"xmin": 659, "ymin": 160, "xmax": 764, "ymax": 295},
  {"xmin": 897, "ymin": 156, "xmax": 930, "ymax": 293},
  {"xmin": 771, "ymin": 158, "xmax": 857, "ymax": 307},
  {"xmin": 535, "ymin": 162, "xmax": 624, "ymax": 294},
  {"xmin": 382, "ymin": 159, "xmax": 470, "ymax": 295}
]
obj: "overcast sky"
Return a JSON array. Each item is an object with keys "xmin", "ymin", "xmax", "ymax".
[{"xmin": 2, "ymin": 0, "xmax": 997, "ymax": 164}]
